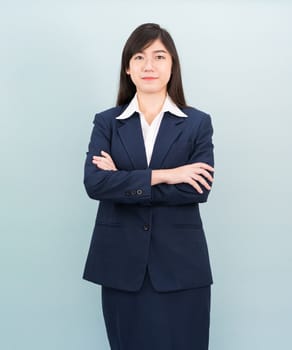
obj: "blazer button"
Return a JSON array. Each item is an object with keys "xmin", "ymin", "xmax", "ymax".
[
  {"xmin": 137, "ymin": 189, "xmax": 143, "ymax": 195},
  {"xmin": 143, "ymin": 224, "xmax": 150, "ymax": 231}
]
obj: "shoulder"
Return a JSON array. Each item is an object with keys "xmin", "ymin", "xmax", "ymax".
[
  {"xmin": 93, "ymin": 105, "xmax": 128, "ymax": 123},
  {"xmin": 181, "ymin": 106, "xmax": 212, "ymax": 130},
  {"xmin": 182, "ymin": 106, "xmax": 211, "ymax": 120}
]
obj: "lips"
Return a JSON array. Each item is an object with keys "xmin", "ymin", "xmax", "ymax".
[{"xmin": 141, "ymin": 77, "xmax": 158, "ymax": 80}]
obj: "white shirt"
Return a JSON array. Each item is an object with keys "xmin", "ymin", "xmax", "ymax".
[{"xmin": 116, "ymin": 94, "xmax": 188, "ymax": 165}]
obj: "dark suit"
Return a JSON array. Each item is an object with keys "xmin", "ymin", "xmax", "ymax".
[{"xmin": 83, "ymin": 105, "xmax": 214, "ymax": 292}]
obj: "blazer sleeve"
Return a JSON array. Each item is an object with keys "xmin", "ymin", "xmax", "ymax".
[
  {"xmin": 84, "ymin": 113, "xmax": 152, "ymax": 204},
  {"xmin": 150, "ymin": 114, "xmax": 214, "ymax": 206}
]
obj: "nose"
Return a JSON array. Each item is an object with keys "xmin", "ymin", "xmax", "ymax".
[{"xmin": 143, "ymin": 58, "xmax": 154, "ymax": 71}]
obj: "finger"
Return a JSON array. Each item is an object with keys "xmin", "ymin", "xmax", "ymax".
[
  {"xmin": 93, "ymin": 156, "xmax": 109, "ymax": 163},
  {"xmin": 102, "ymin": 159, "xmax": 117, "ymax": 170},
  {"xmin": 92, "ymin": 160, "xmax": 105, "ymax": 169},
  {"xmin": 187, "ymin": 178, "xmax": 203, "ymax": 194},
  {"xmin": 101, "ymin": 150, "xmax": 112, "ymax": 160},
  {"xmin": 92, "ymin": 157, "xmax": 106, "ymax": 166},
  {"xmin": 99, "ymin": 152, "xmax": 117, "ymax": 170},
  {"xmin": 93, "ymin": 156, "xmax": 111, "ymax": 167},
  {"xmin": 93, "ymin": 153, "xmax": 112, "ymax": 161},
  {"xmin": 93, "ymin": 158, "xmax": 117, "ymax": 171},
  {"xmin": 192, "ymin": 174, "xmax": 211, "ymax": 190},
  {"xmin": 92, "ymin": 158, "xmax": 107, "ymax": 167},
  {"xmin": 96, "ymin": 164, "xmax": 108, "ymax": 170},
  {"xmin": 96, "ymin": 162, "xmax": 112, "ymax": 170},
  {"xmin": 100, "ymin": 158, "xmax": 113, "ymax": 167},
  {"xmin": 196, "ymin": 169, "xmax": 214, "ymax": 182},
  {"xmin": 193, "ymin": 163, "xmax": 214, "ymax": 172}
]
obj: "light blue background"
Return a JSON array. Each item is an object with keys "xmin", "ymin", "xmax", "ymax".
[{"xmin": 1, "ymin": 1, "xmax": 292, "ymax": 349}]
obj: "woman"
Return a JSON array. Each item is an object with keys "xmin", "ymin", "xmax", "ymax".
[{"xmin": 83, "ymin": 23, "xmax": 215, "ymax": 350}]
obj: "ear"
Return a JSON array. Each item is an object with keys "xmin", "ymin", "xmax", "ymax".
[{"xmin": 126, "ymin": 69, "xmax": 130, "ymax": 75}]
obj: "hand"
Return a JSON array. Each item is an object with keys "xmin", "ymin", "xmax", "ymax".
[
  {"xmin": 152, "ymin": 163, "xmax": 214, "ymax": 194},
  {"xmin": 167, "ymin": 163, "xmax": 214, "ymax": 193},
  {"xmin": 92, "ymin": 151, "xmax": 117, "ymax": 171}
]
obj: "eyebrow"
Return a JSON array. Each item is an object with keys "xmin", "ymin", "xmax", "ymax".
[
  {"xmin": 153, "ymin": 49, "xmax": 168, "ymax": 53},
  {"xmin": 135, "ymin": 49, "xmax": 168, "ymax": 54}
]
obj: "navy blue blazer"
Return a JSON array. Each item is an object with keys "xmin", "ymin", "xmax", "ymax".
[{"xmin": 83, "ymin": 105, "xmax": 214, "ymax": 292}]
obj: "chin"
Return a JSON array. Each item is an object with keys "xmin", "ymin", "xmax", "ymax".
[{"xmin": 138, "ymin": 86, "xmax": 165, "ymax": 94}]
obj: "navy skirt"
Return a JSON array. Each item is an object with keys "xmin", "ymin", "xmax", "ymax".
[{"xmin": 101, "ymin": 268, "xmax": 211, "ymax": 350}]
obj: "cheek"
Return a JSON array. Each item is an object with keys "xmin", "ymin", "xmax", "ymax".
[
  {"xmin": 162, "ymin": 62, "xmax": 172, "ymax": 78},
  {"xmin": 128, "ymin": 71, "xmax": 138, "ymax": 84},
  {"xmin": 127, "ymin": 64, "xmax": 139, "ymax": 78},
  {"xmin": 127, "ymin": 70, "xmax": 139, "ymax": 87},
  {"xmin": 162, "ymin": 67, "xmax": 172, "ymax": 82}
]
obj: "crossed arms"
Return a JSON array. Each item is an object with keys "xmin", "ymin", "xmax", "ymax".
[
  {"xmin": 93, "ymin": 150, "xmax": 214, "ymax": 195},
  {"xmin": 84, "ymin": 112, "xmax": 214, "ymax": 206}
]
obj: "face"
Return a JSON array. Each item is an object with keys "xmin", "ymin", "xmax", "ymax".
[{"xmin": 126, "ymin": 39, "xmax": 172, "ymax": 95}]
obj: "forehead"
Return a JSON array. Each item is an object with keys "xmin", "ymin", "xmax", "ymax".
[{"xmin": 138, "ymin": 39, "xmax": 169, "ymax": 53}]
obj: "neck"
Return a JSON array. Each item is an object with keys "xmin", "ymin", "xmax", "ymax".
[{"xmin": 136, "ymin": 91, "xmax": 167, "ymax": 120}]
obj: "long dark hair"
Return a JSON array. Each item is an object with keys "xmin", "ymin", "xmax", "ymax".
[{"xmin": 116, "ymin": 23, "xmax": 187, "ymax": 108}]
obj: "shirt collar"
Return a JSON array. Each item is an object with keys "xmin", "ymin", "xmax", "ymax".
[{"xmin": 116, "ymin": 93, "xmax": 188, "ymax": 119}]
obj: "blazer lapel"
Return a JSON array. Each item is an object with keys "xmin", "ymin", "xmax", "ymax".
[
  {"xmin": 149, "ymin": 112, "xmax": 186, "ymax": 169},
  {"xmin": 117, "ymin": 112, "xmax": 148, "ymax": 169}
]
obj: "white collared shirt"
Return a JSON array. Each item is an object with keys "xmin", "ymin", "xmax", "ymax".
[{"xmin": 116, "ymin": 94, "xmax": 188, "ymax": 165}]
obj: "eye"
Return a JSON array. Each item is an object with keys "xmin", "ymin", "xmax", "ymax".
[
  {"xmin": 156, "ymin": 55, "xmax": 166, "ymax": 60},
  {"xmin": 133, "ymin": 54, "xmax": 144, "ymax": 60}
]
